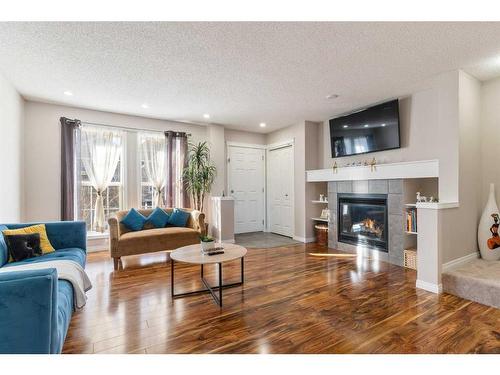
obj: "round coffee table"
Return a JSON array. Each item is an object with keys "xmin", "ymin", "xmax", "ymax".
[{"xmin": 170, "ymin": 243, "xmax": 247, "ymax": 307}]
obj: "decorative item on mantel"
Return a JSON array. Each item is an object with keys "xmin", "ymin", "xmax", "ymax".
[
  {"xmin": 416, "ymin": 192, "xmax": 427, "ymax": 203},
  {"xmin": 478, "ymin": 183, "xmax": 500, "ymax": 261},
  {"xmin": 320, "ymin": 208, "xmax": 330, "ymax": 220},
  {"xmin": 369, "ymin": 157, "xmax": 377, "ymax": 172},
  {"xmin": 332, "ymin": 161, "xmax": 338, "ymax": 174},
  {"xmin": 416, "ymin": 192, "xmax": 438, "ymax": 203}
]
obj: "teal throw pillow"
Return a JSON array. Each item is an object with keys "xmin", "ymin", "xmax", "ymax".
[
  {"xmin": 146, "ymin": 208, "xmax": 170, "ymax": 228},
  {"xmin": 168, "ymin": 208, "xmax": 190, "ymax": 227},
  {"xmin": 121, "ymin": 208, "xmax": 147, "ymax": 231}
]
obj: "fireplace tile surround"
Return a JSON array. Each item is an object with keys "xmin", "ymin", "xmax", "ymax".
[{"xmin": 328, "ymin": 179, "xmax": 404, "ymax": 266}]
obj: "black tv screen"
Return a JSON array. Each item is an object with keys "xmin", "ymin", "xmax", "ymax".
[{"xmin": 329, "ymin": 99, "xmax": 400, "ymax": 158}]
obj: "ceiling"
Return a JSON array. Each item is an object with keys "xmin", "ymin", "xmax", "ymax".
[{"xmin": 0, "ymin": 22, "xmax": 500, "ymax": 133}]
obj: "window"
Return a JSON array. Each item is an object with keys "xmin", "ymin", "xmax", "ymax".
[
  {"xmin": 76, "ymin": 128, "xmax": 125, "ymax": 232},
  {"xmin": 73, "ymin": 125, "xmax": 186, "ymax": 233}
]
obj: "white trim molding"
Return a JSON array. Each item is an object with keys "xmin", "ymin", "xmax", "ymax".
[
  {"xmin": 306, "ymin": 159, "xmax": 439, "ymax": 182},
  {"xmin": 416, "ymin": 279, "xmax": 443, "ymax": 294},
  {"xmin": 442, "ymin": 251, "xmax": 479, "ymax": 272},
  {"xmin": 416, "ymin": 202, "xmax": 459, "ymax": 210},
  {"xmin": 226, "ymin": 141, "xmax": 267, "ymax": 149},
  {"xmin": 293, "ymin": 236, "xmax": 316, "ymax": 243},
  {"xmin": 267, "ymin": 139, "xmax": 294, "ymax": 151}
]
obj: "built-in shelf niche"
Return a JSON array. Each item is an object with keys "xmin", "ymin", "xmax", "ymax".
[{"xmin": 402, "ymin": 177, "xmax": 439, "ymax": 270}]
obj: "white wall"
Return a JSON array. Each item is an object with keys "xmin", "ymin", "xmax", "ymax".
[
  {"xmin": 22, "ymin": 101, "xmax": 268, "ymax": 229},
  {"xmin": 23, "ymin": 101, "xmax": 208, "ymax": 221},
  {"xmin": 320, "ymin": 70, "xmax": 461, "ymax": 203},
  {"xmin": 481, "ymin": 76, "xmax": 500, "ymax": 206},
  {"xmin": 317, "ymin": 70, "xmax": 484, "ymax": 265},
  {"xmin": 225, "ymin": 129, "xmax": 266, "ymax": 145},
  {"xmin": 0, "ymin": 73, "xmax": 24, "ymax": 222},
  {"xmin": 441, "ymin": 71, "xmax": 482, "ymax": 264},
  {"xmin": 207, "ymin": 124, "xmax": 226, "ymax": 197},
  {"xmin": 266, "ymin": 121, "xmax": 322, "ymax": 240},
  {"xmin": 266, "ymin": 122, "xmax": 306, "ymax": 239}
]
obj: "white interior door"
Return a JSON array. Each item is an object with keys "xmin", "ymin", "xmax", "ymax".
[
  {"xmin": 268, "ymin": 145, "xmax": 293, "ymax": 237},
  {"xmin": 227, "ymin": 146, "xmax": 265, "ymax": 234}
]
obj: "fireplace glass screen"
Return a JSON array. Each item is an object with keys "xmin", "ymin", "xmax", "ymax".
[{"xmin": 338, "ymin": 194, "xmax": 388, "ymax": 251}]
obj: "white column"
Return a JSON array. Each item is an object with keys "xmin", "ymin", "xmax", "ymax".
[
  {"xmin": 211, "ymin": 196, "xmax": 235, "ymax": 243},
  {"xmin": 416, "ymin": 206, "xmax": 442, "ymax": 293},
  {"xmin": 416, "ymin": 202, "xmax": 459, "ymax": 293}
]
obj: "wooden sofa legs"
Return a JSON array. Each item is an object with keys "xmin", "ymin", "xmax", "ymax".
[{"xmin": 113, "ymin": 257, "xmax": 121, "ymax": 271}]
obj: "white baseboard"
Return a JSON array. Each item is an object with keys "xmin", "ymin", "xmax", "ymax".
[
  {"xmin": 416, "ymin": 279, "xmax": 443, "ymax": 294},
  {"xmin": 293, "ymin": 236, "xmax": 316, "ymax": 243},
  {"xmin": 442, "ymin": 251, "xmax": 479, "ymax": 272}
]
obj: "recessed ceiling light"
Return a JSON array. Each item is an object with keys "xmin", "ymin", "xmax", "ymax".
[
  {"xmin": 364, "ymin": 124, "xmax": 369, "ymax": 128},
  {"xmin": 141, "ymin": 103, "xmax": 149, "ymax": 109},
  {"xmin": 381, "ymin": 123, "xmax": 386, "ymax": 127},
  {"xmin": 343, "ymin": 125, "xmax": 349, "ymax": 128},
  {"xmin": 203, "ymin": 114, "xmax": 210, "ymax": 119},
  {"xmin": 64, "ymin": 91, "xmax": 73, "ymax": 96},
  {"xmin": 260, "ymin": 122, "xmax": 266, "ymax": 128},
  {"xmin": 326, "ymin": 94, "xmax": 339, "ymax": 100}
]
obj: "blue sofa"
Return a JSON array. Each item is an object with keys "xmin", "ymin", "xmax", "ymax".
[{"xmin": 0, "ymin": 221, "xmax": 87, "ymax": 354}]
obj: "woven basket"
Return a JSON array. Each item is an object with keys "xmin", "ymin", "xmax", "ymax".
[
  {"xmin": 315, "ymin": 224, "xmax": 329, "ymax": 246},
  {"xmin": 403, "ymin": 249, "xmax": 417, "ymax": 270}
]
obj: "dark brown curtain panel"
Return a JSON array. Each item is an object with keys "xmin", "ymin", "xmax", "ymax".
[
  {"xmin": 164, "ymin": 131, "xmax": 189, "ymax": 208},
  {"xmin": 60, "ymin": 117, "xmax": 81, "ymax": 220}
]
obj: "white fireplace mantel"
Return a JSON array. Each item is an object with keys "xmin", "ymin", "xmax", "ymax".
[{"xmin": 306, "ymin": 159, "xmax": 439, "ymax": 182}]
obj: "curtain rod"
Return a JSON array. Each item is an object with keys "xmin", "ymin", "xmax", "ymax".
[{"xmin": 78, "ymin": 120, "xmax": 192, "ymax": 137}]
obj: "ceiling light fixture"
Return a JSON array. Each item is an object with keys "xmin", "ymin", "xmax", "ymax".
[
  {"xmin": 326, "ymin": 94, "xmax": 339, "ymax": 100},
  {"xmin": 141, "ymin": 103, "xmax": 149, "ymax": 109},
  {"xmin": 343, "ymin": 125, "xmax": 349, "ymax": 128},
  {"xmin": 381, "ymin": 123, "xmax": 386, "ymax": 127},
  {"xmin": 364, "ymin": 124, "xmax": 369, "ymax": 128},
  {"xmin": 64, "ymin": 91, "xmax": 73, "ymax": 96},
  {"xmin": 203, "ymin": 114, "xmax": 210, "ymax": 119},
  {"xmin": 260, "ymin": 122, "xmax": 266, "ymax": 128}
]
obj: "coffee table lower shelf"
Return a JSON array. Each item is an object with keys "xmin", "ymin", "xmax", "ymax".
[{"xmin": 170, "ymin": 257, "xmax": 244, "ymax": 307}]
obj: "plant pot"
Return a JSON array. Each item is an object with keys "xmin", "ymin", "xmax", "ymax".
[
  {"xmin": 478, "ymin": 183, "xmax": 500, "ymax": 261},
  {"xmin": 201, "ymin": 240, "xmax": 215, "ymax": 253}
]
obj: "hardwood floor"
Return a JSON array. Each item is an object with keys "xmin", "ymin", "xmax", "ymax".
[{"xmin": 63, "ymin": 244, "xmax": 500, "ymax": 354}]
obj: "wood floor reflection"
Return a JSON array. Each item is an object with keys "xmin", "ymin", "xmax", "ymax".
[{"xmin": 62, "ymin": 244, "xmax": 500, "ymax": 354}]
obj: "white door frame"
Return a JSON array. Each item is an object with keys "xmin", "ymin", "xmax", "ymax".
[
  {"xmin": 265, "ymin": 139, "xmax": 295, "ymax": 237},
  {"xmin": 226, "ymin": 141, "xmax": 267, "ymax": 233}
]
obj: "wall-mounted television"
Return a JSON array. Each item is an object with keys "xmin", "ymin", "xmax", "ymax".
[{"xmin": 329, "ymin": 99, "xmax": 400, "ymax": 158}]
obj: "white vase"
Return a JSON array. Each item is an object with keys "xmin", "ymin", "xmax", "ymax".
[
  {"xmin": 201, "ymin": 240, "xmax": 215, "ymax": 254},
  {"xmin": 478, "ymin": 183, "xmax": 500, "ymax": 261}
]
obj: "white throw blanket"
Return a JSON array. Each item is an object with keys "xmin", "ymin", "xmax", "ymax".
[{"xmin": 0, "ymin": 260, "xmax": 92, "ymax": 309}]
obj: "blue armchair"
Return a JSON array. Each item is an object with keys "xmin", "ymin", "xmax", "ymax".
[{"xmin": 0, "ymin": 221, "xmax": 87, "ymax": 354}]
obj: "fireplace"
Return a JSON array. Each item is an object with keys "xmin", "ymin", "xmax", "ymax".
[{"xmin": 337, "ymin": 193, "xmax": 388, "ymax": 252}]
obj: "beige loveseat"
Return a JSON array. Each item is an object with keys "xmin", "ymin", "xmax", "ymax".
[{"xmin": 108, "ymin": 208, "xmax": 205, "ymax": 270}]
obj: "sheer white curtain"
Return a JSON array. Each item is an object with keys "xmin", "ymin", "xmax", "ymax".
[
  {"xmin": 140, "ymin": 132, "xmax": 166, "ymax": 207},
  {"xmin": 80, "ymin": 125, "xmax": 123, "ymax": 232}
]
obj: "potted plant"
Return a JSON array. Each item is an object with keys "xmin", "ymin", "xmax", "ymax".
[
  {"xmin": 200, "ymin": 235, "xmax": 215, "ymax": 253},
  {"xmin": 183, "ymin": 141, "xmax": 217, "ymax": 214}
]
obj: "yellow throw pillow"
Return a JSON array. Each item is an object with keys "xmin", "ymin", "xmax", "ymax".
[{"xmin": 2, "ymin": 224, "xmax": 55, "ymax": 261}]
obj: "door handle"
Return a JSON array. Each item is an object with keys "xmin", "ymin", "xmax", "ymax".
[
  {"xmin": 285, "ymin": 194, "xmax": 288, "ymax": 197},
  {"xmin": 231, "ymin": 190, "xmax": 234, "ymax": 193}
]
